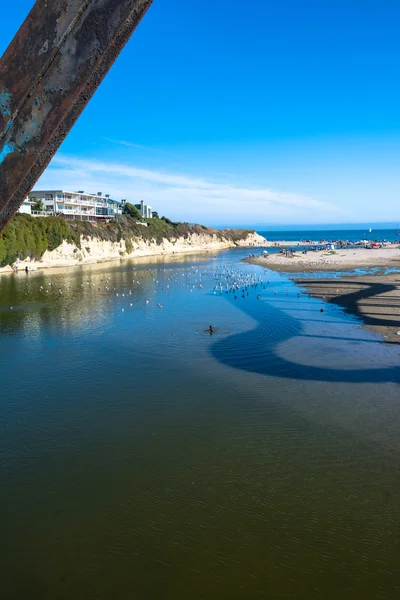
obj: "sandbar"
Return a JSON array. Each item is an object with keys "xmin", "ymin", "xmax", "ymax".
[
  {"xmin": 296, "ymin": 274, "xmax": 400, "ymax": 344},
  {"xmin": 247, "ymin": 246, "xmax": 400, "ymax": 272}
]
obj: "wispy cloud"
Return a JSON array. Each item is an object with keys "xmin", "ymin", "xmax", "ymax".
[
  {"xmin": 104, "ymin": 138, "xmax": 150, "ymax": 150},
  {"xmin": 37, "ymin": 154, "xmax": 340, "ymax": 224}
]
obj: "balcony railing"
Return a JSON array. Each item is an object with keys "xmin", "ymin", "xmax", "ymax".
[
  {"xmin": 60, "ymin": 209, "xmax": 96, "ymax": 215},
  {"xmin": 55, "ymin": 198, "xmax": 117, "ymax": 207},
  {"xmin": 31, "ymin": 207, "xmax": 118, "ymax": 219}
]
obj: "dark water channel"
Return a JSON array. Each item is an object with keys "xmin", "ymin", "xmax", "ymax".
[{"xmin": 1, "ymin": 249, "xmax": 399, "ymax": 599}]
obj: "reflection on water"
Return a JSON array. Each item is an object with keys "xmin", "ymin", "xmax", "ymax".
[{"xmin": 1, "ymin": 249, "xmax": 399, "ymax": 600}]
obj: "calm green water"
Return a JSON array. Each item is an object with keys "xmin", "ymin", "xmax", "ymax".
[{"xmin": 1, "ymin": 249, "xmax": 399, "ymax": 599}]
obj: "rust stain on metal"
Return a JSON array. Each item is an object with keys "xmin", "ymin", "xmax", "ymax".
[{"xmin": 0, "ymin": 0, "xmax": 154, "ymax": 232}]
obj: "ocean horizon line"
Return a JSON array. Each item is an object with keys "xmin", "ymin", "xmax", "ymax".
[{"xmin": 208, "ymin": 222, "xmax": 399, "ymax": 231}]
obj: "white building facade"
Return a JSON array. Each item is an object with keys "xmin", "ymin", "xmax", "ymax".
[
  {"xmin": 28, "ymin": 190, "xmax": 122, "ymax": 222},
  {"xmin": 134, "ymin": 200, "xmax": 153, "ymax": 219},
  {"xmin": 18, "ymin": 199, "xmax": 32, "ymax": 214}
]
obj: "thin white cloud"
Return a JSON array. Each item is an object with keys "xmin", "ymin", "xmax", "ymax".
[
  {"xmin": 37, "ymin": 154, "xmax": 341, "ymax": 224},
  {"xmin": 104, "ymin": 138, "xmax": 151, "ymax": 150}
]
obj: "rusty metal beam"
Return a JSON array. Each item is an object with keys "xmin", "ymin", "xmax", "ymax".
[{"xmin": 0, "ymin": 0, "xmax": 154, "ymax": 232}]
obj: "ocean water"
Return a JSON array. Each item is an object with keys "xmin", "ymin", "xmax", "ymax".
[
  {"xmin": 258, "ymin": 228, "xmax": 400, "ymax": 243},
  {"xmin": 0, "ymin": 248, "xmax": 399, "ymax": 599}
]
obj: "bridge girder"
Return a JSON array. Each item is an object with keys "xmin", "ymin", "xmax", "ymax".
[{"xmin": 0, "ymin": 0, "xmax": 154, "ymax": 232}]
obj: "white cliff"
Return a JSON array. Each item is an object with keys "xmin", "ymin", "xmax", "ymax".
[{"xmin": 5, "ymin": 230, "xmax": 266, "ymax": 272}]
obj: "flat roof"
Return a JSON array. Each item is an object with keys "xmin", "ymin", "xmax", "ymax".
[{"xmin": 30, "ymin": 190, "xmax": 121, "ymax": 204}]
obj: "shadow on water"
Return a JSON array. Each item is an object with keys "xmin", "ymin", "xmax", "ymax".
[
  {"xmin": 297, "ymin": 279, "xmax": 400, "ymax": 329},
  {"xmin": 300, "ymin": 333, "xmax": 399, "ymax": 345},
  {"xmin": 210, "ymin": 289, "xmax": 400, "ymax": 384}
]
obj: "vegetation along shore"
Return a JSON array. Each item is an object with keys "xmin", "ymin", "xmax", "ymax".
[{"xmin": 0, "ymin": 211, "xmax": 266, "ymax": 273}]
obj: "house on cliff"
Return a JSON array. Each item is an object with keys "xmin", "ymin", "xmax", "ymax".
[
  {"xmin": 28, "ymin": 190, "xmax": 122, "ymax": 222},
  {"xmin": 134, "ymin": 200, "xmax": 154, "ymax": 219}
]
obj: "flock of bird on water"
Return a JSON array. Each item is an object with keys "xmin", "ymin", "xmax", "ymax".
[{"xmin": 7, "ymin": 263, "xmax": 325, "ymax": 318}]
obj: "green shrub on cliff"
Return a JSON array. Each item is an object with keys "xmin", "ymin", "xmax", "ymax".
[
  {"xmin": 0, "ymin": 213, "xmax": 254, "ymax": 267},
  {"xmin": 122, "ymin": 203, "xmax": 142, "ymax": 220},
  {"xmin": 125, "ymin": 236, "xmax": 133, "ymax": 254},
  {"xmin": 0, "ymin": 214, "xmax": 75, "ymax": 267}
]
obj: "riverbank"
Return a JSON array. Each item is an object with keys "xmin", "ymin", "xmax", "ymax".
[
  {"xmin": 247, "ymin": 246, "xmax": 400, "ymax": 272},
  {"xmin": 0, "ymin": 227, "xmax": 266, "ymax": 274},
  {"xmin": 295, "ymin": 273, "xmax": 400, "ymax": 344}
]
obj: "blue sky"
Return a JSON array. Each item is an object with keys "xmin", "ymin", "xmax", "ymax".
[{"xmin": 1, "ymin": 0, "xmax": 400, "ymax": 226}]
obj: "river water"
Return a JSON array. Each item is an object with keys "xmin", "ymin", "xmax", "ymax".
[{"xmin": 1, "ymin": 248, "xmax": 399, "ymax": 599}]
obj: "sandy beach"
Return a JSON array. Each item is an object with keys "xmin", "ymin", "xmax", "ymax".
[
  {"xmin": 246, "ymin": 243, "xmax": 400, "ymax": 343},
  {"xmin": 247, "ymin": 245, "xmax": 400, "ymax": 272},
  {"xmin": 295, "ymin": 274, "xmax": 400, "ymax": 344}
]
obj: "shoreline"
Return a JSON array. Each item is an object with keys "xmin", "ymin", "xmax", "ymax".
[
  {"xmin": 246, "ymin": 243, "xmax": 400, "ymax": 344},
  {"xmin": 0, "ymin": 232, "xmax": 266, "ymax": 276},
  {"xmin": 0, "ymin": 245, "xmax": 233, "ymax": 275},
  {"xmin": 295, "ymin": 273, "xmax": 400, "ymax": 344},
  {"xmin": 246, "ymin": 245, "xmax": 400, "ymax": 272}
]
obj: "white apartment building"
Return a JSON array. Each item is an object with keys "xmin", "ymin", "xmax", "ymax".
[
  {"xmin": 134, "ymin": 200, "xmax": 153, "ymax": 219},
  {"xmin": 28, "ymin": 190, "xmax": 122, "ymax": 222},
  {"xmin": 18, "ymin": 199, "xmax": 32, "ymax": 214}
]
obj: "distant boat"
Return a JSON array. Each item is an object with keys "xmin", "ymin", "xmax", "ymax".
[{"xmin": 369, "ymin": 228, "xmax": 372, "ymax": 233}]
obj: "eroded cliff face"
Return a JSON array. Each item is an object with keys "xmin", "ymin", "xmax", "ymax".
[{"xmin": 6, "ymin": 231, "xmax": 266, "ymax": 271}]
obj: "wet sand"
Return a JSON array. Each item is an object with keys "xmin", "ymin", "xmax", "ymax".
[{"xmin": 295, "ymin": 273, "xmax": 400, "ymax": 343}]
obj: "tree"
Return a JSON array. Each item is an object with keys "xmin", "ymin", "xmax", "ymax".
[
  {"xmin": 152, "ymin": 211, "xmax": 159, "ymax": 219},
  {"xmin": 32, "ymin": 198, "xmax": 44, "ymax": 212},
  {"xmin": 122, "ymin": 202, "xmax": 142, "ymax": 220}
]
